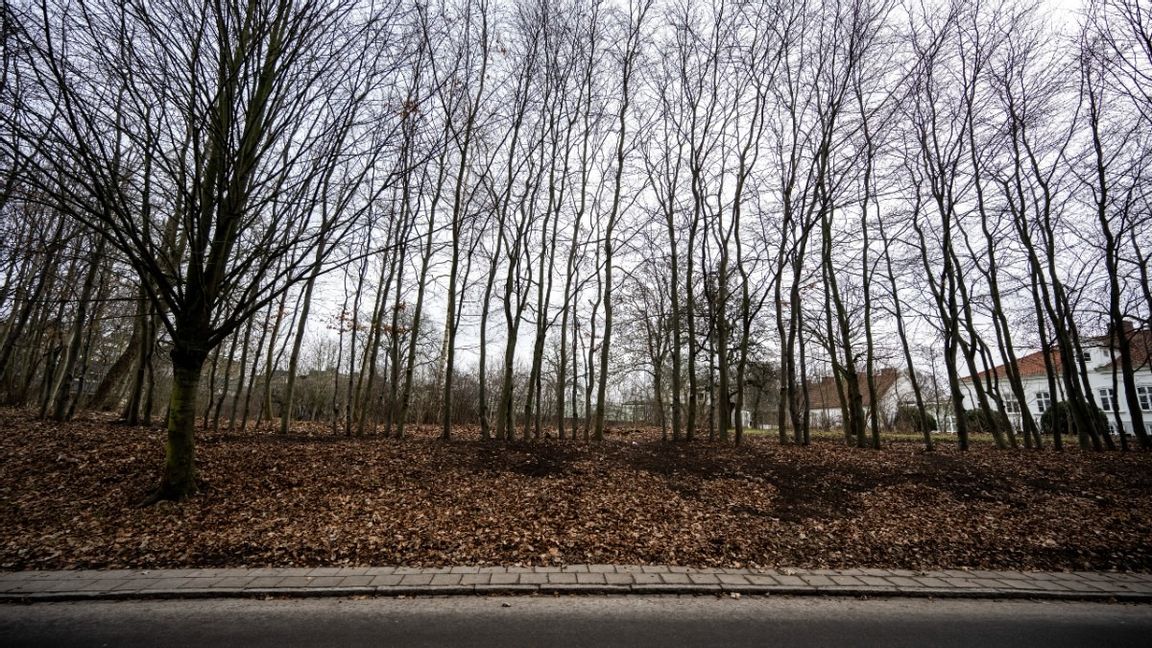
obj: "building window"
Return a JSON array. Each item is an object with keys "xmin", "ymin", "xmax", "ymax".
[
  {"xmin": 1036, "ymin": 391, "xmax": 1051, "ymax": 414},
  {"xmin": 1137, "ymin": 386, "xmax": 1152, "ymax": 411},
  {"xmin": 1080, "ymin": 351, "xmax": 1092, "ymax": 362},
  {"xmin": 1099, "ymin": 388, "xmax": 1119, "ymax": 412},
  {"xmin": 1004, "ymin": 399, "xmax": 1020, "ymax": 414}
]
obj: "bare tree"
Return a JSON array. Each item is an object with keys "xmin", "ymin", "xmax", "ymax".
[
  {"xmin": 8, "ymin": 0, "xmax": 411, "ymax": 501},
  {"xmin": 592, "ymin": 0, "xmax": 649, "ymax": 442}
]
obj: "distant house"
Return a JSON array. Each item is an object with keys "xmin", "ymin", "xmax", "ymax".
[
  {"xmin": 611, "ymin": 395, "xmax": 753, "ymax": 430},
  {"xmin": 958, "ymin": 323, "xmax": 1152, "ymax": 438},
  {"xmin": 805, "ymin": 367, "xmax": 919, "ymax": 429}
]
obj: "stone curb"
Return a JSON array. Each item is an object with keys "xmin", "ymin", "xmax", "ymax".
[
  {"xmin": 2, "ymin": 567, "xmax": 1150, "ymax": 604},
  {"xmin": 3, "ymin": 585, "xmax": 1150, "ymax": 604}
]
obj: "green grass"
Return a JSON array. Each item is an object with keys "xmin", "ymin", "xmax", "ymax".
[{"xmin": 740, "ymin": 426, "xmax": 1006, "ymax": 445}]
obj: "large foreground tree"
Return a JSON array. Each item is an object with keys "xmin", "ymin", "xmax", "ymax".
[{"xmin": 4, "ymin": 0, "xmax": 411, "ymax": 501}]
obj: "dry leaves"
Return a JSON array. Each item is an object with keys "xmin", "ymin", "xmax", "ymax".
[{"xmin": 2, "ymin": 411, "xmax": 1150, "ymax": 572}]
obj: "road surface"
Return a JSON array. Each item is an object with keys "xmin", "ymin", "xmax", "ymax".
[{"xmin": 2, "ymin": 595, "xmax": 1149, "ymax": 647}]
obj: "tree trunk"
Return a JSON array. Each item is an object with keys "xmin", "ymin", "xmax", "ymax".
[
  {"xmin": 203, "ymin": 344, "xmax": 222, "ymax": 428},
  {"xmin": 50, "ymin": 240, "xmax": 105, "ymax": 420},
  {"xmin": 877, "ymin": 218, "xmax": 934, "ymax": 451},
  {"xmin": 144, "ymin": 344, "xmax": 207, "ymax": 504},
  {"xmin": 259, "ymin": 293, "xmax": 288, "ymax": 426},
  {"xmin": 228, "ymin": 317, "xmax": 255, "ymax": 431},
  {"xmin": 281, "ymin": 250, "xmax": 324, "ymax": 434},
  {"xmin": 212, "ymin": 331, "xmax": 239, "ymax": 431},
  {"xmin": 358, "ymin": 249, "xmax": 397, "ymax": 435},
  {"xmin": 90, "ymin": 328, "xmax": 139, "ymax": 412},
  {"xmin": 123, "ymin": 291, "xmax": 154, "ymax": 425}
]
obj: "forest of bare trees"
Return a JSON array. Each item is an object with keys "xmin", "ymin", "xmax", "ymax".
[{"xmin": 1, "ymin": 0, "xmax": 1150, "ymax": 500}]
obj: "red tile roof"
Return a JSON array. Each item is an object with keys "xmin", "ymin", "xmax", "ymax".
[
  {"xmin": 963, "ymin": 326, "xmax": 1151, "ymax": 383},
  {"xmin": 1097, "ymin": 327, "xmax": 1152, "ymax": 372},
  {"xmin": 975, "ymin": 347, "xmax": 1060, "ymax": 382},
  {"xmin": 806, "ymin": 367, "xmax": 900, "ymax": 410}
]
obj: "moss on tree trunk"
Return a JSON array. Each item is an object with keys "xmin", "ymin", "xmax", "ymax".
[{"xmin": 142, "ymin": 347, "xmax": 205, "ymax": 505}]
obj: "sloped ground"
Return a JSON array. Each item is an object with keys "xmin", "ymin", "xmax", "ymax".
[{"xmin": 2, "ymin": 411, "xmax": 1150, "ymax": 572}]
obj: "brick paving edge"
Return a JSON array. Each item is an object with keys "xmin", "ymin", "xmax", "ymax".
[{"xmin": 3, "ymin": 584, "xmax": 1150, "ymax": 604}]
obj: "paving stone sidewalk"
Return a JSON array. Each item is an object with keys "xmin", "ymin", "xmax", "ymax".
[{"xmin": 3, "ymin": 566, "xmax": 1151, "ymax": 603}]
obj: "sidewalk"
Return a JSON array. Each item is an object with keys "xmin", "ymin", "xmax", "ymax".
[{"xmin": 3, "ymin": 566, "xmax": 1151, "ymax": 603}]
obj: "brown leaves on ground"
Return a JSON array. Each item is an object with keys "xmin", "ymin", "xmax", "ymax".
[{"xmin": 2, "ymin": 412, "xmax": 1150, "ymax": 572}]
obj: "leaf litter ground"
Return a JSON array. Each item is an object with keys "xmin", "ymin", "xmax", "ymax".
[{"xmin": 2, "ymin": 412, "xmax": 1150, "ymax": 572}]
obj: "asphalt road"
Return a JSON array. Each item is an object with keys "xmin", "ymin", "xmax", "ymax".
[{"xmin": 2, "ymin": 595, "xmax": 1150, "ymax": 647}]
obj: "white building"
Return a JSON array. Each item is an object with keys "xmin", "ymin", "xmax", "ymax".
[
  {"xmin": 806, "ymin": 367, "xmax": 923, "ymax": 429},
  {"xmin": 958, "ymin": 325, "xmax": 1152, "ymax": 438}
]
